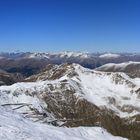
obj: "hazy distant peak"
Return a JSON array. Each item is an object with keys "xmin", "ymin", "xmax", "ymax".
[{"xmin": 99, "ymin": 53, "xmax": 120, "ymax": 58}]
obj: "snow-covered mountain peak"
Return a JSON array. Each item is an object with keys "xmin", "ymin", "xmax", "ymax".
[
  {"xmin": 99, "ymin": 53, "xmax": 120, "ymax": 58},
  {"xmin": 58, "ymin": 51, "xmax": 90, "ymax": 58},
  {"xmin": 26, "ymin": 51, "xmax": 92, "ymax": 60},
  {"xmin": 28, "ymin": 52, "xmax": 50, "ymax": 59},
  {"xmin": 1, "ymin": 63, "xmax": 140, "ymax": 118}
]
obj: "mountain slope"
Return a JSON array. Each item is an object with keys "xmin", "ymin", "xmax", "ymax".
[
  {"xmin": 96, "ymin": 61, "xmax": 140, "ymax": 78},
  {"xmin": 0, "ymin": 107, "xmax": 127, "ymax": 140},
  {"xmin": 0, "ymin": 69, "xmax": 23, "ymax": 86},
  {"xmin": 0, "ymin": 63, "xmax": 140, "ymax": 139}
]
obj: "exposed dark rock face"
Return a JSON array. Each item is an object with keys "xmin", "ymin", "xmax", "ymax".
[
  {"xmin": 0, "ymin": 58, "xmax": 49, "ymax": 77},
  {"xmin": 0, "ymin": 74, "xmax": 15, "ymax": 85},
  {"xmin": 0, "ymin": 70, "xmax": 24, "ymax": 85}
]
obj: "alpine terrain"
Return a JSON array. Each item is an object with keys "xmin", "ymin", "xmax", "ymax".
[{"xmin": 0, "ymin": 62, "xmax": 140, "ymax": 140}]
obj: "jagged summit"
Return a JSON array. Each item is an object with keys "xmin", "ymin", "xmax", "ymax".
[{"xmin": 25, "ymin": 63, "xmax": 78, "ymax": 81}]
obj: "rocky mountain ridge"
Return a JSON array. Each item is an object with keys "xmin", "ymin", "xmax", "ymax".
[{"xmin": 0, "ymin": 63, "xmax": 140, "ymax": 140}]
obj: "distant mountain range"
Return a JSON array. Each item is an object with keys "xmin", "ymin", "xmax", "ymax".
[
  {"xmin": 0, "ymin": 52, "xmax": 139, "ymax": 85},
  {"xmin": 1, "ymin": 52, "xmax": 140, "ymax": 61},
  {"xmin": 0, "ymin": 52, "xmax": 140, "ymax": 74}
]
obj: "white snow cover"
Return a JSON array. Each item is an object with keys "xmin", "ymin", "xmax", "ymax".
[
  {"xmin": 0, "ymin": 81, "xmax": 49, "ymax": 121},
  {"xmin": 28, "ymin": 51, "xmax": 90, "ymax": 59},
  {"xmin": 28, "ymin": 52, "xmax": 50, "ymax": 59},
  {"xmin": 58, "ymin": 51, "xmax": 90, "ymax": 58},
  {"xmin": 0, "ymin": 107, "xmax": 127, "ymax": 140},
  {"xmin": 72, "ymin": 65, "xmax": 140, "ymax": 117},
  {"xmin": 0, "ymin": 64, "xmax": 140, "ymax": 119},
  {"xmin": 96, "ymin": 61, "xmax": 140, "ymax": 71},
  {"xmin": 99, "ymin": 53, "xmax": 120, "ymax": 58}
]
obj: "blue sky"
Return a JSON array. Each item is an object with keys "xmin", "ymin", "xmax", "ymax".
[{"xmin": 0, "ymin": 0, "xmax": 140, "ymax": 52}]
